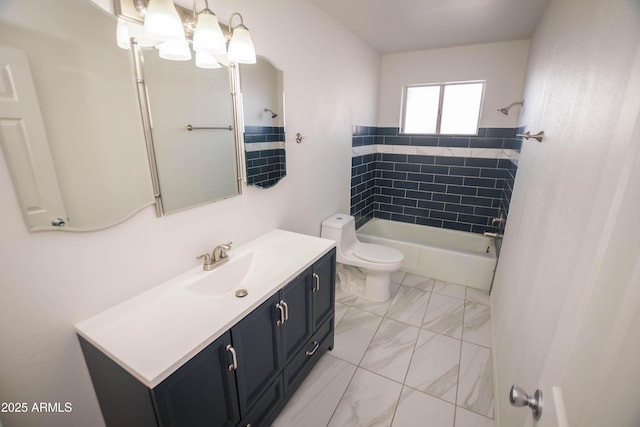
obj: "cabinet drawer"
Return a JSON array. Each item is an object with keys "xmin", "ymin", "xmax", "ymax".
[
  {"xmin": 237, "ymin": 374, "xmax": 284, "ymax": 427},
  {"xmin": 283, "ymin": 317, "xmax": 334, "ymax": 395}
]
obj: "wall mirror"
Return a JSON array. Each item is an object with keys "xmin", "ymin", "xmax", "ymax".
[
  {"xmin": 240, "ymin": 57, "xmax": 286, "ymax": 188},
  {"xmin": 0, "ymin": 0, "xmax": 155, "ymax": 232},
  {"xmin": 139, "ymin": 47, "xmax": 240, "ymax": 214}
]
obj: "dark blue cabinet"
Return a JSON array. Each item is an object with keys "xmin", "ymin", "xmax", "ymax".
[{"xmin": 79, "ymin": 248, "xmax": 336, "ymax": 427}]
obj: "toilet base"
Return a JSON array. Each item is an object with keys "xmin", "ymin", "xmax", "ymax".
[{"xmin": 336, "ymin": 264, "xmax": 391, "ymax": 303}]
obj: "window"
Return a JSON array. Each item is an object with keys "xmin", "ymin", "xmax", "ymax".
[{"xmin": 401, "ymin": 81, "xmax": 485, "ymax": 135}]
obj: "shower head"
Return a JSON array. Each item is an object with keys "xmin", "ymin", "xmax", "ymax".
[
  {"xmin": 498, "ymin": 100, "xmax": 524, "ymax": 115},
  {"xmin": 264, "ymin": 108, "xmax": 278, "ymax": 119}
]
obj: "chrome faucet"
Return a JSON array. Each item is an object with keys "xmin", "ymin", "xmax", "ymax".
[{"xmin": 197, "ymin": 242, "xmax": 232, "ymax": 271}]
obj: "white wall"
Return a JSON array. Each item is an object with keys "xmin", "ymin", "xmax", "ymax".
[
  {"xmin": 378, "ymin": 40, "xmax": 530, "ymax": 129},
  {"xmin": 0, "ymin": 1, "xmax": 380, "ymax": 426}
]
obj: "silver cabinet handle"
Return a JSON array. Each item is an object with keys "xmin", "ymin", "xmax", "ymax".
[
  {"xmin": 510, "ymin": 385, "xmax": 542, "ymax": 420},
  {"xmin": 516, "ymin": 130, "xmax": 545, "ymax": 142},
  {"xmin": 226, "ymin": 344, "xmax": 238, "ymax": 371},
  {"xmin": 312, "ymin": 273, "xmax": 320, "ymax": 293},
  {"xmin": 276, "ymin": 303, "xmax": 285, "ymax": 325},
  {"xmin": 305, "ymin": 341, "xmax": 319, "ymax": 356},
  {"xmin": 281, "ymin": 301, "xmax": 289, "ymax": 322}
]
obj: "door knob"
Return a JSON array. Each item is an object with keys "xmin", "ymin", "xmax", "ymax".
[{"xmin": 510, "ymin": 385, "xmax": 543, "ymax": 420}]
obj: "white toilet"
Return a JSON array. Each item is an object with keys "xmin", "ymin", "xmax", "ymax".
[{"xmin": 321, "ymin": 214, "xmax": 404, "ymax": 302}]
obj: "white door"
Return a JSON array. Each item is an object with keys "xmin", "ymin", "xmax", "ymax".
[
  {"xmin": 492, "ymin": 0, "xmax": 640, "ymax": 425},
  {"xmin": 0, "ymin": 46, "xmax": 67, "ymax": 231}
]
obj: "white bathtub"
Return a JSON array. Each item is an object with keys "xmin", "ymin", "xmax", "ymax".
[{"xmin": 357, "ymin": 218, "xmax": 497, "ymax": 291}]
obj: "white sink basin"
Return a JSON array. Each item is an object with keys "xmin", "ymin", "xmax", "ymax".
[{"xmin": 187, "ymin": 250, "xmax": 291, "ymax": 297}]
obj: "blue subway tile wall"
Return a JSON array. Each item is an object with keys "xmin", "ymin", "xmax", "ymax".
[
  {"xmin": 244, "ymin": 126, "xmax": 286, "ymax": 188},
  {"xmin": 350, "ymin": 126, "xmax": 521, "ymax": 234}
]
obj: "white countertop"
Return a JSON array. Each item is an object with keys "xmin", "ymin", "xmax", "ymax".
[{"xmin": 75, "ymin": 230, "xmax": 335, "ymax": 388}]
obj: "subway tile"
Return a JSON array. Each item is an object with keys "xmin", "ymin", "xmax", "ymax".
[
  {"xmin": 379, "ymin": 203, "xmax": 404, "ymax": 214},
  {"xmin": 461, "ymin": 196, "xmax": 494, "ymax": 207},
  {"xmin": 410, "ymin": 136, "xmax": 439, "ymax": 146},
  {"xmin": 381, "ymin": 171, "xmax": 407, "ymax": 180},
  {"xmin": 463, "ymin": 177, "xmax": 497, "ymax": 188},
  {"xmin": 380, "ymin": 187, "xmax": 405, "ymax": 197},
  {"xmin": 474, "ymin": 207, "xmax": 500, "ymax": 217},
  {"xmin": 393, "ymin": 197, "xmax": 418, "ymax": 207},
  {"xmin": 395, "ymin": 163, "xmax": 421, "ymax": 172},
  {"xmin": 378, "ymin": 127, "xmax": 399, "ymax": 136},
  {"xmin": 419, "ymin": 183, "xmax": 447, "ymax": 193},
  {"xmin": 405, "ymin": 190, "xmax": 433, "ymax": 201},
  {"xmin": 438, "ymin": 137, "xmax": 470, "ymax": 147},
  {"xmin": 458, "ymin": 214, "xmax": 489, "ymax": 226},
  {"xmin": 421, "ymin": 164, "xmax": 449, "ymax": 174},
  {"xmin": 479, "ymin": 168, "xmax": 505, "ymax": 178},
  {"xmin": 436, "ymin": 156, "xmax": 466, "ymax": 166},
  {"xmin": 408, "ymin": 155, "xmax": 436, "ymax": 164},
  {"xmin": 435, "ymin": 175, "xmax": 464, "ymax": 185},
  {"xmin": 476, "ymin": 128, "xmax": 488, "ymax": 137},
  {"xmin": 443, "ymin": 221, "xmax": 472, "ymax": 232},
  {"xmin": 449, "ymin": 166, "xmax": 481, "ymax": 177},
  {"xmin": 391, "ymin": 213, "xmax": 417, "ymax": 223},
  {"xmin": 430, "ymin": 210, "xmax": 458, "ymax": 221},
  {"xmin": 445, "ymin": 203, "xmax": 475, "ymax": 214},
  {"xmin": 382, "ymin": 153, "xmax": 408, "ymax": 163},
  {"xmin": 385, "ymin": 135, "xmax": 412, "ymax": 145},
  {"xmin": 374, "ymin": 194, "xmax": 392, "ymax": 204},
  {"xmin": 376, "ymin": 178, "xmax": 394, "ymax": 188},
  {"xmin": 416, "ymin": 200, "xmax": 445, "ymax": 211},
  {"xmin": 465, "ymin": 158, "xmax": 498, "ymax": 168},
  {"xmin": 446, "ymin": 185, "xmax": 478, "ymax": 196},
  {"xmin": 416, "ymin": 217, "xmax": 443, "ymax": 227},
  {"xmin": 432, "ymin": 193, "xmax": 462, "ymax": 203},
  {"xmin": 469, "ymin": 138, "xmax": 504, "ymax": 149},
  {"xmin": 404, "ymin": 207, "xmax": 430, "ymax": 217},
  {"xmin": 377, "ymin": 161, "xmax": 395, "ymax": 171},
  {"xmin": 485, "ymin": 127, "xmax": 516, "ymax": 138},
  {"xmin": 394, "ymin": 181, "xmax": 420, "ymax": 190},
  {"xmin": 407, "ymin": 173, "xmax": 435, "ymax": 183},
  {"xmin": 476, "ymin": 188, "xmax": 502, "ymax": 199}
]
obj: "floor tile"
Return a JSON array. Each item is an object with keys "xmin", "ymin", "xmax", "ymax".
[
  {"xmin": 352, "ymin": 283, "xmax": 400, "ymax": 316},
  {"xmin": 405, "ymin": 329, "xmax": 461, "ymax": 403},
  {"xmin": 335, "ymin": 302, "xmax": 350, "ymax": 326},
  {"xmin": 462, "ymin": 301, "xmax": 491, "ymax": 348},
  {"xmin": 432, "ymin": 280, "xmax": 466, "ymax": 299},
  {"xmin": 386, "ymin": 286, "xmax": 430, "ymax": 326},
  {"xmin": 331, "ymin": 307, "xmax": 383, "ymax": 365},
  {"xmin": 457, "ymin": 342, "xmax": 494, "ymax": 418},
  {"xmin": 327, "ymin": 368, "xmax": 403, "ymax": 427},
  {"xmin": 273, "ymin": 354, "xmax": 357, "ymax": 427},
  {"xmin": 422, "ymin": 293, "xmax": 465, "ymax": 339},
  {"xmin": 360, "ymin": 318, "xmax": 420, "ymax": 383},
  {"xmin": 392, "ymin": 386, "xmax": 455, "ymax": 427},
  {"xmin": 335, "ymin": 278, "xmax": 357, "ymax": 305},
  {"xmin": 391, "ymin": 270, "xmax": 406, "ymax": 284},
  {"xmin": 465, "ymin": 288, "xmax": 491, "ymax": 306},
  {"xmin": 454, "ymin": 407, "xmax": 494, "ymax": 427},
  {"xmin": 402, "ymin": 273, "xmax": 435, "ymax": 291}
]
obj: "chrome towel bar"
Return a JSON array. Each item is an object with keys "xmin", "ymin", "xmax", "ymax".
[{"xmin": 187, "ymin": 124, "xmax": 233, "ymax": 131}]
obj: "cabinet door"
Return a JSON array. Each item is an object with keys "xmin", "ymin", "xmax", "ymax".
[
  {"xmin": 281, "ymin": 268, "xmax": 313, "ymax": 363},
  {"xmin": 231, "ymin": 293, "xmax": 282, "ymax": 416},
  {"xmin": 312, "ymin": 248, "xmax": 336, "ymax": 330},
  {"xmin": 152, "ymin": 331, "xmax": 240, "ymax": 427}
]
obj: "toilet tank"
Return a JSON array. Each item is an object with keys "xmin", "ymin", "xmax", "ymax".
[{"xmin": 321, "ymin": 214, "xmax": 358, "ymax": 253}]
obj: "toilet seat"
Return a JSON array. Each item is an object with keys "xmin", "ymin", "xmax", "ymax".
[{"xmin": 353, "ymin": 243, "xmax": 404, "ymax": 264}]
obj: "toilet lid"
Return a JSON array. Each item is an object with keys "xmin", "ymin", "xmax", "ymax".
[{"xmin": 353, "ymin": 243, "xmax": 404, "ymax": 264}]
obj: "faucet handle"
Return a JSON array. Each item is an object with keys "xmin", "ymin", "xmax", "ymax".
[
  {"xmin": 219, "ymin": 242, "xmax": 232, "ymax": 258},
  {"xmin": 197, "ymin": 253, "xmax": 212, "ymax": 263}
]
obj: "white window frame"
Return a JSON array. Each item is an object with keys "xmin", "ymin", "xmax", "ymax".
[{"xmin": 400, "ymin": 80, "xmax": 486, "ymax": 135}]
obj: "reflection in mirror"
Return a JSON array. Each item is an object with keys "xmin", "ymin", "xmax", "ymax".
[
  {"xmin": 240, "ymin": 57, "xmax": 286, "ymax": 188},
  {"xmin": 0, "ymin": 0, "xmax": 154, "ymax": 231},
  {"xmin": 141, "ymin": 49, "xmax": 239, "ymax": 214}
]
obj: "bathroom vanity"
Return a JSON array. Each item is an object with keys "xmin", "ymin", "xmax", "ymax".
[{"xmin": 75, "ymin": 230, "xmax": 336, "ymax": 427}]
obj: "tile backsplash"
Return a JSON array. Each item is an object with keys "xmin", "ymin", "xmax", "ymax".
[{"xmin": 351, "ymin": 127, "xmax": 522, "ymax": 233}]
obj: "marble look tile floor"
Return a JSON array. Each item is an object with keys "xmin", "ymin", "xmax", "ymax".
[{"xmin": 272, "ymin": 272, "xmax": 494, "ymax": 427}]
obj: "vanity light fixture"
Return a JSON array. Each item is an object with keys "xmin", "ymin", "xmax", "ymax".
[{"xmin": 114, "ymin": 0, "xmax": 256, "ymax": 68}]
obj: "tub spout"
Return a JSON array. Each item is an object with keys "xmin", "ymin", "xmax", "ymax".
[{"xmin": 484, "ymin": 232, "xmax": 503, "ymax": 239}]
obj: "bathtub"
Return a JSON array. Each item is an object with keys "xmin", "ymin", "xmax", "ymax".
[{"xmin": 357, "ymin": 218, "xmax": 497, "ymax": 291}]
